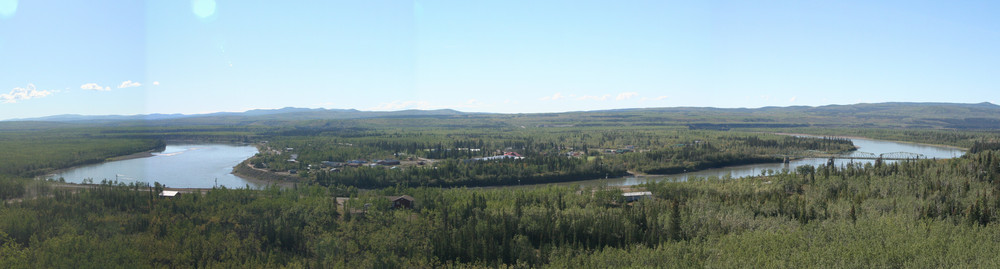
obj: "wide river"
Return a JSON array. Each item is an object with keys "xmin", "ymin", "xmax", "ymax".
[
  {"xmin": 47, "ymin": 137, "xmax": 966, "ymax": 189},
  {"xmin": 49, "ymin": 144, "xmax": 260, "ymax": 188},
  {"xmin": 544, "ymin": 136, "xmax": 966, "ymax": 187}
]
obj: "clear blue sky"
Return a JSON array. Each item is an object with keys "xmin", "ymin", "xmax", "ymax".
[{"xmin": 1, "ymin": 0, "xmax": 998, "ymax": 120}]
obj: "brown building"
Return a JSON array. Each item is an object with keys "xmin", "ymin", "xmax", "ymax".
[{"xmin": 389, "ymin": 195, "xmax": 415, "ymax": 209}]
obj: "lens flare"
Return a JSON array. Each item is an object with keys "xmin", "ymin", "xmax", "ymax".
[
  {"xmin": 0, "ymin": 0, "xmax": 18, "ymax": 19},
  {"xmin": 192, "ymin": 0, "xmax": 216, "ymax": 19}
]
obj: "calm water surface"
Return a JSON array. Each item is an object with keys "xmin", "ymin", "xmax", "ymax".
[
  {"xmin": 542, "ymin": 137, "xmax": 966, "ymax": 187},
  {"xmin": 50, "ymin": 144, "xmax": 260, "ymax": 188},
  {"xmin": 48, "ymin": 137, "xmax": 966, "ymax": 189}
]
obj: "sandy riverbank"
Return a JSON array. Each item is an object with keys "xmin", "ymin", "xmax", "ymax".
[
  {"xmin": 105, "ymin": 150, "xmax": 157, "ymax": 161},
  {"xmin": 231, "ymin": 161, "xmax": 299, "ymax": 189}
]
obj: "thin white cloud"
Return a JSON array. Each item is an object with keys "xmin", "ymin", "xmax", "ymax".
[
  {"xmin": 81, "ymin": 83, "xmax": 110, "ymax": 91},
  {"xmin": 539, "ymin": 92, "xmax": 565, "ymax": 101},
  {"xmin": 370, "ymin": 100, "xmax": 431, "ymax": 110},
  {"xmin": 369, "ymin": 99, "xmax": 493, "ymax": 111},
  {"xmin": 578, "ymin": 94, "xmax": 611, "ymax": 101},
  {"xmin": 640, "ymin": 95, "xmax": 668, "ymax": 102},
  {"xmin": 616, "ymin": 92, "xmax": 638, "ymax": 101},
  {"xmin": 118, "ymin": 80, "xmax": 141, "ymax": 88},
  {"xmin": 152, "ymin": 81, "xmax": 160, "ymax": 86},
  {"xmin": 435, "ymin": 99, "xmax": 490, "ymax": 110},
  {"xmin": 1, "ymin": 84, "xmax": 54, "ymax": 104}
]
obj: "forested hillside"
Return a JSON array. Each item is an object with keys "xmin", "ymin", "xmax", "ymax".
[
  {"xmin": 3, "ymin": 149, "xmax": 1000, "ymax": 267},
  {"xmin": 1, "ymin": 103, "xmax": 999, "ymax": 267},
  {"xmin": 247, "ymin": 124, "xmax": 856, "ymax": 188},
  {"xmin": 10, "ymin": 102, "xmax": 1000, "ymax": 130}
]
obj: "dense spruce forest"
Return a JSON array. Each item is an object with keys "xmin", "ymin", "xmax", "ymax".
[
  {"xmin": 2, "ymin": 103, "xmax": 1000, "ymax": 267},
  {"xmin": 257, "ymin": 128, "xmax": 855, "ymax": 188},
  {"xmin": 3, "ymin": 149, "xmax": 1000, "ymax": 267}
]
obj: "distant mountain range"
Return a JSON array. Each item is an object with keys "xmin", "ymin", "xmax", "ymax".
[
  {"xmin": 5, "ymin": 107, "xmax": 469, "ymax": 123},
  {"xmin": 5, "ymin": 102, "xmax": 1000, "ymax": 130}
]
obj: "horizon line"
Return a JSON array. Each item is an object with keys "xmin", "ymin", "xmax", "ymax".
[{"xmin": 3, "ymin": 101, "xmax": 997, "ymax": 122}]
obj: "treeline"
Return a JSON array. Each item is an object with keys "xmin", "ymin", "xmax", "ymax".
[
  {"xmin": 688, "ymin": 123, "xmax": 809, "ymax": 130},
  {"xmin": 772, "ymin": 127, "xmax": 1000, "ymax": 148},
  {"xmin": 4, "ymin": 150, "xmax": 1000, "ymax": 267},
  {"xmin": 0, "ymin": 132, "xmax": 165, "ymax": 177},
  {"xmin": 0, "ymin": 124, "xmax": 282, "ymax": 177},
  {"xmin": 313, "ymin": 156, "xmax": 627, "ymax": 188},
  {"xmin": 969, "ymin": 140, "xmax": 1000, "ymax": 154},
  {"xmin": 614, "ymin": 135, "xmax": 854, "ymax": 174},
  {"xmin": 254, "ymin": 129, "xmax": 855, "ymax": 187},
  {"xmin": 730, "ymin": 135, "xmax": 853, "ymax": 151},
  {"xmin": 1, "ymin": 121, "xmax": 858, "ymax": 188}
]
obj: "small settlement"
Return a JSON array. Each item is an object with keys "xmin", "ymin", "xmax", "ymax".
[
  {"xmin": 267, "ymin": 143, "xmax": 535, "ymax": 175},
  {"xmin": 469, "ymin": 152, "xmax": 524, "ymax": 162}
]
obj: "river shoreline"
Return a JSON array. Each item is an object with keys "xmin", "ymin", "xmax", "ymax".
[
  {"xmin": 772, "ymin": 132, "xmax": 968, "ymax": 151},
  {"xmin": 46, "ymin": 143, "xmax": 273, "ymax": 189},
  {"xmin": 105, "ymin": 150, "xmax": 157, "ymax": 162},
  {"xmin": 231, "ymin": 160, "xmax": 299, "ymax": 189},
  {"xmin": 39, "ymin": 148, "xmax": 162, "ymax": 180},
  {"xmin": 41, "ymin": 142, "xmax": 295, "ymax": 189},
  {"xmin": 43, "ymin": 135, "xmax": 967, "ymax": 189}
]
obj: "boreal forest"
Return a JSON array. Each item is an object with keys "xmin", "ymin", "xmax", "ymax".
[{"xmin": 2, "ymin": 102, "xmax": 1000, "ymax": 267}]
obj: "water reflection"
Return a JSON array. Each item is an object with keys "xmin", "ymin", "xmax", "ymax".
[
  {"xmin": 50, "ymin": 144, "xmax": 259, "ymax": 188},
  {"xmin": 555, "ymin": 137, "xmax": 965, "ymax": 187}
]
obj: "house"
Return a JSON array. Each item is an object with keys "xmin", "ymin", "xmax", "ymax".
[
  {"xmin": 622, "ymin": 191, "xmax": 652, "ymax": 202},
  {"xmin": 470, "ymin": 151, "xmax": 526, "ymax": 162},
  {"xmin": 322, "ymin": 161, "xmax": 344, "ymax": 167},
  {"xmin": 471, "ymin": 155, "xmax": 523, "ymax": 162},
  {"xmin": 346, "ymin": 160, "xmax": 367, "ymax": 167},
  {"xmin": 159, "ymin": 190, "xmax": 180, "ymax": 197},
  {"xmin": 389, "ymin": 195, "xmax": 415, "ymax": 209},
  {"xmin": 377, "ymin": 159, "xmax": 401, "ymax": 165}
]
